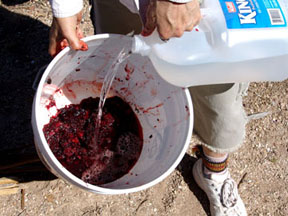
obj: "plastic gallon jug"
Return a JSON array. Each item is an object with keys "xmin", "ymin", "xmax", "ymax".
[{"xmin": 132, "ymin": 0, "xmax": 288, "ymax": 87}]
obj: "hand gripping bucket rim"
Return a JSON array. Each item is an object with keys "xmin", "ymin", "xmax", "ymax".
[{"xmin": 32, "ymin": 34, "xmax": 193, "ymax": 195}]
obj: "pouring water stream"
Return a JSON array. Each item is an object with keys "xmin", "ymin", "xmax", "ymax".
[{"xmin": 93, "ymin": 47, "xmax": 132, "ymax": 146}]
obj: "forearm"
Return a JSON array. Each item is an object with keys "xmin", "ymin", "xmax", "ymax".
[
  {"xmin": 168, "ymin": 0, "xmax": 193, "ymax": 2},
  {"xmin": 49, "ymin": 0, "xmax": 83, "ymax": 18}
]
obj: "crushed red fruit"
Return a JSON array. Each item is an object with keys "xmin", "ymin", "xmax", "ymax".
[{"xmin": 43, "ymin": 96, "xmax": 143, "ymax": 185}]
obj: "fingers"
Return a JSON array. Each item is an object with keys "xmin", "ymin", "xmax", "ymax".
[
  {"xmin": 141, "ymin": 0, "xmax": 157, "ymax": 36},
  {"xmin": 143, "ymin": 0, "xmax": 201, "ymax": 40},
  {"xmin": 57, "ymin": 16, "xmax": 82, "ymax": 49},
  {"xmin": 65, "ymin": 23, "xmax": 87, "ymax": 51},
  {"xmin": 79, "ymin": 40, "xmax": 88, "ymax": 51},
  {"xmin": 48, "ymin": 12, "xmax": 88, "ymax": 57}
]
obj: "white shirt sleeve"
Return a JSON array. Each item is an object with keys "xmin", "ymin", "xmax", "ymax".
[
  {"xmin": 49, "ymin": 0, "xmax": 193, "ymax": 18},
  {"xmin": 49, "ymin": 0, "xmax": 83, "ymax": 18}
]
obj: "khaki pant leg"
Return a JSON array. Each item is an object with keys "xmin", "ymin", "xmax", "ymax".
[
  {"xmin": 189, "ymin": 83, "xmax": 249, "ymax": 153},
  {"xmin": 90, "ymin": 0, "xmax": 142, "ymax": 34}
]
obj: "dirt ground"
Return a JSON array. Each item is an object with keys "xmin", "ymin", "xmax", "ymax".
[{"xmin": 0, "ymin": 0, "xmax": 287, "ymax": 215}]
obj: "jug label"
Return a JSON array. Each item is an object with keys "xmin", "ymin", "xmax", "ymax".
[{"xmin": 219, "ymin": 0, "xmax": 287, "ymax": 28}]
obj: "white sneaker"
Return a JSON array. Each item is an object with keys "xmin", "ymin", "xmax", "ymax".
[{"xmin": 192, "ymin": 159, "xmax": 247, "ymax": 216}]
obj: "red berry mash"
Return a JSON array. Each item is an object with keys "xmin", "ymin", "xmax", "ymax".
[{"xmin": 43, "ymin": 96, "xmax": 143, "ymax": 185}]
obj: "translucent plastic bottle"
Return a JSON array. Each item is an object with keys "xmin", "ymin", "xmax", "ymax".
[{"xmin": 132, "ymin": 0, "xmax": 288, "ymax": 87}]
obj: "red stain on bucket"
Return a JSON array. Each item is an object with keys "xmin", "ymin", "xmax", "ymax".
[
  {"xmin": 143, "ymin": 103, "xmax": 164, "ymax": 114},
  {"xmin": 46, "ymin": 100, "xmax": 56, "ymax": 110},
  {"xmin": 120, "ymin": 87, "xmax": 133, "ymax": 97},
  {"xmin": 63, "ymin": 83, "xmax": 77, "ymax": 99},
  {"xmin": 124, "ymin": 62, "xmax": 135, "ymax": 81},
  {"xmin": 150, "ymin": 88, "xmax": 157, "ymax": 97}
]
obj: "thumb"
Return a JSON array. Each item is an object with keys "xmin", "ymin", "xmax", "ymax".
[
  {"xmin": 61, "ymin": 34, "xmax": 88, "ymax": 52},
  {"xmin": 141, "ymin": 1, "xmax": 156, "ymax": 36},
  {"xmin": 67, "ymin": 37, "xmax": 88, "ymax": 51},
  {"xmin": 56, "ymin": 15, "xmax": 88, "ymax": 51},
  {"xmin": 142, "ymin": 18, "xmax": 156, "ymax": 36},
  {"xmin": 63, "ymin": 27, "xmax": 88, "ymax": 51},
  {"xmin": 66, "ymin": 36, "xmax": 83, "ymax": 50}
]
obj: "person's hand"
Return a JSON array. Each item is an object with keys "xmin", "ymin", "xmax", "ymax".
[
  {"xmin": 142, "ymin": 0, "xmax": 201, "ymax": 40},
  {"xmin": 49, "ymin": 11, "xmax": 88, "ymax": 57}
]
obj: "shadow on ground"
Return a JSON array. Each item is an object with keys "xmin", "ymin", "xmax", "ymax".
[
  {"xmin": 0, "ymin": 6, "xmax": 56, "ymax": 182},
  {"xmin": 177, "ymin": 153, "xmax": 211, "ymax": 216},
  {"xmin": 1, "ymin": 0, "xmax": 30, "ymax": 6},
  {"xmin": 0, "ymin": 9, "xmax": 211, "ymax": 215}
]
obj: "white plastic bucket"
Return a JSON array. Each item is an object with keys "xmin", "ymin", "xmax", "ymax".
[{"xmin": 32, "ymin": 34, "xmax": 193, "ymax": 194}]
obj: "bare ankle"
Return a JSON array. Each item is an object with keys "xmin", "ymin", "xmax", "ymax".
[{"xmin": 203, "ymin": 146, "xmax": 227, "ymax": 158}]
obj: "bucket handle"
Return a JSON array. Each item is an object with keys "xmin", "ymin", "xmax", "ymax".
[{"xmin": 32, "ymin": 64, "xmax": 48, "ymax": 91}]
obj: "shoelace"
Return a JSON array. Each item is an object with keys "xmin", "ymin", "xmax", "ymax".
[
  {"xmin": 221, "ymin": 178, "xmax": 238, "ymax": 208},
  {"xmin": 221, "ymin": 178, "xmax": 242, "ymax": 216}
]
